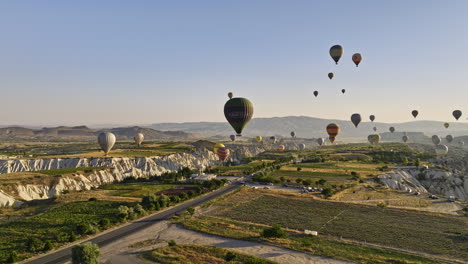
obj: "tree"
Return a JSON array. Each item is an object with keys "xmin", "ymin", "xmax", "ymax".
[
  {"xmin": 187, "ymin": 207, "xmax": 195, "ymax": 216},
  {"xmin": 27, "ymin": 237, "xmax": 44, "ymax": 252},
  {"xmin": 168, "ymin": 240, "xmax": 177, "ymax": 247},
  {"xmin": 261, "ymin": 224, "xmax": 287, "ymax": 238},
  {"xmin": 98, "ymin": 218, "xmax": 111, "ymax": 229},
  {"xmin": 6, "ymin": 251, "xmax": 18, "ymax": 263},
  {"xmin": 44, "ymin": 240, "xmax": 54, "ymax": 251},
  {"xmin": 225, "ymin": 251, "xmax": 237, "ymax": 261},
  {"xmin": 414, "ymin": 158, "xmax": 421, "ymax": 167},
  {"xmin": 316, "ymin": 178, "xmax": 327, "ymax": 186},
  {"xmin": 302, "ymin": 179, "xmax": 312, "ymax": 186},
  {"xmin": 72, "ymin": 242, "xmax": 100, "ymax": 264},
  {"xmin": 321, "ymin": 187, "xmax": 335, "ymax": 198},
  {"xmin": 296, "ymin": 167, "xmax": 302, "ymax": 171},
  {"xmin": 295, "ymin": 178, "xmax": 302, "ymax": 184}
]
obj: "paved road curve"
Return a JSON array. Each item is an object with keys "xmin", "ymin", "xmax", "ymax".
[{"xmin": 26, "ymin": 183, "xmax": 241, "ymax": 264}]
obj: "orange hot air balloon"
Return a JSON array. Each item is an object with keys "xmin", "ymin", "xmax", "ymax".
[
  {"xmin": 217, "ymin": 147, "xmax": 230, "ymax": 161},
  {"xmin": 352, "ymin": 53, "xmax": 362, "ymax": 67},
  {"xmin": 277, "ymin": 145, "xmax": 285, "ymax": 151},
  {"xmin": 326, "ymin": 123, "xmax": 340, "ymax": 143}
]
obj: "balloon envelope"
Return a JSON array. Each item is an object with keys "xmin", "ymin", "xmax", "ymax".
[
  {"xmin": 412, "ymin": 110, "xmax": 419, "ymax": 118},
  {"xmin": 270, "ymin": 136, "xmax": 276, "ymax": 143},
  {"xmin": 435, "ymin": 144, "xmax": 448, "ymax": 156},
  {"xmin": 256, "ymin": 136, "xmax": 263, "ymax": 142},
  {"xmin": 134, "ymin": 133, "xmax": 144, "ymax": 147},
  {"xmin": 217, "ymin": 147, "xmax": 230, "ymax": 161},
  {"xmin": 402, "ymin": 135, "xmax": 409, "ymax": 143},
  {"xmin": 313, "ymin": 91, "xmax": 318, "ymax": 97},
  {"xmin": 224, "ymin": 97, "xmax": 254, "ymax": 136},
  {"xmin": 446, "ymin": 135, "xmax": 453, "ymax": 143},
  {"xmin": 351, "ymin": 113, "xmax": 362, "ymax": 128},
  {"xmin": 277, "ymin": 145, "xmax": 285, "ymax": 151},
  {"xmin": 326, "ymin": 123, "xmax": 340, "ymax": 143},
  {"xmin": 328, "ymin": 72, "xmax": 334, "ymax": 80},
  {"xmin": 317, "ymin": 138, "xmax": 324, "ymax": 146},
  {"xmin": 330, "ymin": 45, "xmax": 343, "ymax": 64},
  {"xmin": 213, "ymin": 143, "xmax": 225, "ymax": 154},
  {"xmin": 341, "ymin": 89, "xmax": 346, "ymax": 94},
  {"xmin": 389, "ymin": 127, "xmax": 395, "ymax": 133},
  {"xmin": 228, "ymin": 92, "xmax": 233, "ymax": 99},
  {"xmin": 444, "ymin": 123, "xmax": 449, "ymax": 129},
  {"xmin": 352, "ymin": 53, "xmax": 362, "ymax": 67},
  {"xmin": 230, "ymin": 135, "xmax": 236, "ymax": 141},
  {"xmin": 453, "ymin": 110, "xmax": 462, "ymax": 120},
  {"xmin": 368, "ymin": 134, "xmax": 380, "ymax": 145},
  {"xmin": 373, "ymin": 127, "xmax": 377, "ymax": 132},
  {"xmin": 299, "ymin": 143, "xmax": 306, "ymax": 150},
  {"xmin": 459, "ymin": 141, "xmax": 464, "ymax": 147},
  {"xmin": 98, "ymin": 132, "xmax": 116, "ymax": 155},
  {"xmin": 291, "ymin": 131, "xmax": 296, "ymax": 138},
  {"xmin": 369, "ymin": 115, "xmax": 375, "ymax": 122},
  {"xmin": 432, "ymin": 135, "xmax": 441, "ymax": 145}
]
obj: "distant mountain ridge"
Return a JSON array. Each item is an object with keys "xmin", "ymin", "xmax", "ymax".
[
  {"xmin": 0, "ymin": 126, "xmax": 199, "ymax": 141},
  {"xmin": 149, "ymin": 116, "xmax": 468, "ymax": 139}
]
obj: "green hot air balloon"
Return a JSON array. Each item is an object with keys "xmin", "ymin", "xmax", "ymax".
[
  {"xmin": 328, "ymin": 72, "xmax": 334, "ymax": 80},
  {"xmin": 453, "ymin": 110, "xmax": 462, "ymax": 120},
  {"xmin": 351, "ymin": 113, "xmax": 362, "ymax": 128},
  {"xmin": 444, "ymin": 122, "xmax": 449, "ymax": 129},
  {"xmin": 330, "ymin": 45, "xmax": 343, "ymax": 64},
  {"xmin": 224, "ymin": 97, "xmax": 254, "ymax": 136}
]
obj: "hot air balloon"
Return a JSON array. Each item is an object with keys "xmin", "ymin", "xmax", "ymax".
[
  {"xmin": 270, "ymin": 136, "xmax": 276, "ymax": 143},
  {"xmin": 256, "ymin": 136, "xmax": 263, "ymax": 142},
  {"xmin": 224, "ymin": 97, "xmax": 254, "ymax": 136},
  {"xmin": 341, "ymin": 89, "xmax": 346, "ymax": 94},
  {"xmin": 314, "ymin": 91, "xmax": 318, "ymax": 97},
  {"xmin": 217, "ymin": 147, "xmax": 230, "ymax": 161},
  {"xmin": 328, "ymin": 72, "xmax": 334, "ymax": 80},
  {"xmin": 411, "ymin": 110, "xmax": 419, "ymax": 118},
  {"xmin": 444, "ymin": 123, "xmax": 449, "ymax": 129},
  {"xmin": 330, "ymin": 45, "xmax": 343, "ymax": 64},
  {"xmin": 435, "ymin": 144, "xmax": 448, "ymax": 156},
  {"xmin": 368, "ymin": 134, "xmax": 380, "ymax": 145},
  {"xmin": 213, "ymin": 143, "xmax": 225, "ymax": 154},
  {"xmin": 299, "ymin": 143, "xmax": 306, "ymax": 150},
  {"xmin": 351, "ymin": 113, "xmax": 362, "ymax": 128},
  {"xmin": 402, "ymin": 135, "xmax": 409, "ymax": 143},
  {"xmin": 134, "ymin": 133, "xmax": 144, "ymax": 147},
  {"xmin": 446, "ymin": 135, "xmax": 453, "ymax": 143},
  {"xmin": 369, "ymin": 115, "xmax": 375, "ymax": 122},
  {"xmin": 326, "ymin": 123, "xmax": 340, "ymax": 144},
  {"xmin": 352, "ymin": 53, "xmax": 362, "ymax": 67},
  {"xmin": 389, "ymin": 127, "xmax": 395, "ymax": 133},
  {"xmin": 453, "ymin": 110, "xmax": 462, "ymax": 120},
  {"xmin": 373, "ymin": 127, "xmax": 377, "ymax": 132},
  {"xmin": 432, "ymin": 135, "xmax": 441, "ymax": 146},
  {"xmin": 317, "ymin": 138, "xmax": 325, "ymax": 146},
  {"xmin": 230, "ymin": 135, "xmax": 236, "ymax": 141},
  {"xmin": 277, "ymin": 145, "xmax": 285, "ymax": 151},
  {"xmin": 228, "ymin": 92, "xmax": 233, "ymax": 99},
  {"xmin": 291, "ymin": 131, "xmax": 296, "ymax": 138},
  {"xmin": 97, "ymin": 132, "xmax": 116, "ymax": 155},
  {"xmin": 459, "ymin": 141, "xmax": 464, "ymax": 147}
]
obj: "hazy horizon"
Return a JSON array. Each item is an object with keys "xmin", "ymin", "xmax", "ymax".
[{"xmin": 1, "ymin": 1, "xmax": 468, "ymax": 126}]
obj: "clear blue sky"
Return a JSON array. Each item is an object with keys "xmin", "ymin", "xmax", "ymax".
[{"xmin": 1, "ymin": 0, "xmax": 467, "ymax": 126}]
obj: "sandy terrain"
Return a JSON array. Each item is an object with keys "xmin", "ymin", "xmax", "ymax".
[{"xmin": 99, "ymin": 220, "xmax": 353, "ymax": 264}]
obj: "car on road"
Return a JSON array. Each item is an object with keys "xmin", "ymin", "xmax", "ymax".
[
  {"xmin": 263, "ymin": 186, "xmax": 270, "ymax": 189},
  {"xmin": 429, "ymin": 194, "xmax": 439, "ymax": 199}
]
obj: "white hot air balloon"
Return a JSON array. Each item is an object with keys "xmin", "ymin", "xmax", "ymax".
[
  {"xmin": 435, "ymin": 144, "xmax": 448, "ymax": 156},
  {"xmin": 317, "ymin": 138, "xmax": 325, "ymax": 146},
  {"xmin": 299, "ymin": 143, "xmax": 306, "ymax": 150},
  {"xmin": 402, "ymin": 135, "xmax": 409, "ymax": 143},
  {"xmin": 431, "ymin": 135, "xmax": 441, "ymax": 146},
  {"xmin": 459, "ymin": 141, "xmax": 464, "ymax": 147},
  {"xmin": 98, "ymin": 132, "xmax": 116, "ymax": 155},
  {"xmin": 134, "ymin": 133, "xmax": 144, "ymax": 147}
]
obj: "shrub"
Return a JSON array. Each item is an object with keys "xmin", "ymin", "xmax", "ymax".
[
  {"xmin": 69, "ymin": 232, "xmax": 77, "ymax": 242},
  {"xmin": 170, "ymin": 195, "xmax": 181, "ymax": 203},
  {"xmin": 98, "ymin": 218, "xmax": 111, "ymax": 229},
  {"xmin": 77, "ymin": 223, "xmax": 99, "ymax": 235},
  {"xmin": 302, "ymin": 179, "xmax": 312, "ymax": 186},
  {"xmin": 225, "ymin": 251, "xmax": 238, "ymax": 261},
  {"xmin": 6, "ymin": 251, "xmax": 18, "ymax": 263},
  {"xmin": 118, "ymin": 205, "xmax": 130, "ymax": 220},
  {"xmin": 377, "ymin": 202, "xmax": 386, "ymax": 208},
  {"xmin": 297, "ymin": 167, "xmax": 302, "ymax": 171},
  {"xmin": 178, "ymin": 192, "xmax": 188, "ymax": 200},
  {"xmin": 295, "ymin": 178, "xmax": 302, "ymax": 184},
  {"xmin": 261, "ymin": 224, "xmax": 287, "ymax": 238},
  {"xmin": 72, "ymin": 242, "xmax": 100, "ymax": 264},
  {"xmin": 321, "ymin": 187, "xmax": 334, "ymax": 198},
  {"xmin": 316, "ymin": 178, "xmax": 327, "ymax": 186},
  {"xmin": 168, "ymin": 240, "xmax": 177, "ymax": 247},
  {"xmin": 88, "ymin": 197, "xmax": 98, "ymax": 201},
  {"xmin": 44, "ymin": 240, "xmax": 54, "ymax": 251},
  {"xmin": 186, "ymin": 190, "xmax": 194, "ymax": 198},
  {"xmin": 134, "ymin": 204, "xmax": 146, "ymax": 216}
]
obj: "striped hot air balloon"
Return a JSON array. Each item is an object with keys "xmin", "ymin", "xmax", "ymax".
[
  {"xmin": 277, "ymin": 145, "xmax": 285, "ymax": 151},
  {"xmin": 326, "ymin": 123, "xmax": 340, "ymax": 143},
  {"xmin": 217, "ymin": 147, "xmax": 230, "ymax": 161},
  {"xmin": 213, "ymin": 143, "xmax": 225, "ymax": 154}
]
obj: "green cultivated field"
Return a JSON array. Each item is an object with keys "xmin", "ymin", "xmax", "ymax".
[
  {"xmin": 210, "ymin": 189, "xmax": 468, "ymax": 260},
  {"xmin": 0, "ymin": 200, "xmax": 132, "ymax": 261},
  {"xmin": 101, "ymin": 183, "xmax": 191, "ymax": 197},
  {"xmin": 143, "ymin": 244, "xmax": 277, "ymax": 264}
]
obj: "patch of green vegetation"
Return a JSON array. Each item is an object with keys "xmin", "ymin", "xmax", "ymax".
[
  {"xmin": 100, "ymin": 183, "xmax": 181, "ymax": 197},
  {"xmin": 179, "ymin": 216, "xmax": 443, "ymax": 264},
  {"xmin": 143, "ymin": 244, "xmax": 277, "ymax": 264},
  {"xmin": 213, "ymin": 193, "xmax": 468, "ymax": 260},
  {"xmin": 0, "ymin": 200, "xmax": 133, "ymax": 262},
  {"xmin": 35, "ymin": 167, "xmax": 108, "ymax": 176},
  {"xmin": 271, "ymin": 170, "xmax": 347, "ymax": 178}
]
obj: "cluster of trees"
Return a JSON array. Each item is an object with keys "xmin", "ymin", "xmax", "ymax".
[{"xmin": 119, "ymin": 167, "xmax": 196, "ymax": 184}]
